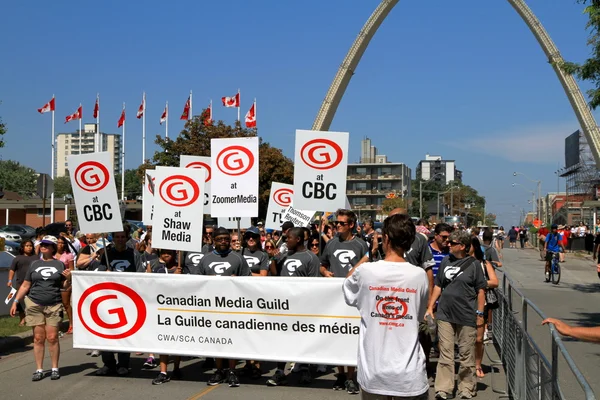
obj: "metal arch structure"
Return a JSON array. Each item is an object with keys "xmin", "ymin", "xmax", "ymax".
[{"xmin": 312, "ymin": 0, "xmax": 600, "ymax": 167}]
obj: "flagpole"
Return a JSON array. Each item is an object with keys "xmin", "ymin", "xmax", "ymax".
[
  {"xmin": 97, "ymin": 93, "xmax": 101, "ymax": 152},
  {"xmin": 254, "ymin": 98, "xmax": 257, "ymax": 129},
  {"xmin": 165, "ymin": 101, "xmax": 169, "ymax": 139},
  {"xmin": 142, "ymin": 92, "xmax": 146, "ymax": 163},
  {"xmin": 210, "ymin": 99, "xmax": 213, "ymax": 123},
  {"xmin": 79, "ymin": 104, "xmax": 82, "ymax": 156},
  {"xmin": 190, "ymin": 90, "xmax": 193, "ymax": 120},
  {"xmin": 121, "ymin": 102, "xmax": 126, "ymax": 201},
  {"xmin": 50, "ymin": 95, "xmax": 55, "ymax": 223},
  {"xmin": 237, "ymin": 89, "xmax": 240, "ymax": 122}
]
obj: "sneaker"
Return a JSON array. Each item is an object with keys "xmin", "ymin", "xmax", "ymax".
[
  {"xmin": 51, "ymin": 370, "xmax": 60, "ymax": 380},
  {"xmin": 345, "ymin": 379, "xmax": 360, "ymax": 394},
  {"xmin": 207, "ymin": 369, "xmax": 225, "ymax": 386},
  {"xmin": 143, "ymin": 357, "xmax": 158, "ymax": 369},
  {"xmin": 171, "ymin": 368, "xmax": 183, "ymax": 380},
  {"xmin": 545, "ymin": 272, "xmax": 550, "ymax": 282},
  {"xmin": 333, "ymin": 373, "xmax": 347, "ymax": 390},
  {"xmin": 266, "ymin": 370, "xmax": 287, "ymax": 386},
  {"xmin": 298, "ymin": 368, "xmax": 312, "ymax": 385},
  {"xmin": 228, "ymin": 370, "xmax": 240, "ymax": 387},
  {"xmin": 96, "ymin": 366, "xmax": 116, "ymax": 376},
  {"xmin": 458, "ymin": 392, "xmax": 473, "ymax": 399},
  {"xmin": 436, "ymin": 392, "xmax": 448, "ymax": 399},
  {"xmin": 90, "ymin": 350, "xmax": 101, "ymax": 357},
  {"xmin": 116, "ymin": 367, "xmax": 129, "ymax": 376},
  {"xmin": 152, "ymin": 372, "xmax": 170, "ymax": 385},
  {"xmin": 291, "ymin": 362, "xmax": 301, "ymax": 373},
  {"xmin": 32, "ymin": 371, "xmax": 44, "ymax": 381}
]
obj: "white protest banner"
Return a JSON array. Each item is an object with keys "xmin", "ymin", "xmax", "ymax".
[
  {"xmin": 180, "ymin": 155, "xmax": 211, "ymax": 215},
  {"xmin": 217, "ymin": 217, "xmax": 252, "ymax": 230},
  {"xmin": 293, "ymin": 130, "xmax": 349, "ymax": 211},
  {"xmin": 211, "ymin": 137, "xmax": 258, "ymax": 217},
  {"xmin": 282, "ymin": 204, "xmax": 315, "ymax": 228},
  {"xmin": 72, "ymin": 272, "xmax": 361, "ymax": 365},
  {"xmin": 142, "ymin": 170, "xmax": 155, "ymax": 226},
  {"xmin": 152, "ymin": 166, "xmax": 204, "ymax": 252},
  {"xmin": 265, "ymin": 182, "xmax": 294, "ymax": 230},
  {"xmin": 67, "ymin": 152, "xmax": 123, "ymax": 234}
]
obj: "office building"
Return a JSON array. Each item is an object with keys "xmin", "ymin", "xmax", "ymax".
[
  {"xmin": 55, "ymin": 123, "xmax": 122, "ymax": 177},
  {"xmin": 347, "ymin": 138, "xmax": 411, "ymax": 221},
  {"xmin": 416, "ymin": 154, "xmax": 462, "ymax": 184}
]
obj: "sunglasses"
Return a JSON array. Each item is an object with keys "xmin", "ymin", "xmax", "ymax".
[
  {"xmin": 449, "ymin": 241, "xmax": 462, "ymax": 246},
  {"xmin": 214, "ymin": 237, "xmax": 231, "ymax": 243},
  {"xmin": 438, "ymin": 235, "xmax": 450, "ymax": 240},
  {"xmin": 334, "ymin": 221, "xmax": 349, "ymax": 226},
  {"xmin": 265, "ymin": 246, "xmax": 274, "ymax": 249},
  {"xmin": 310, "ymin": 243, "xmax": 319, "ymax": 248}
]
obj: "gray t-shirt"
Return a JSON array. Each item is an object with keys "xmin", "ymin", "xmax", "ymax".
[
  {"xmin": 183, "ymin": 251, "xmax": 206, "ymax": 275},
  {"xmin": 320, "ymin": 236, "xmax": 369, "ymax": 278},
  {"xmin": 276, "ymin": 249, "xmax": 320, "ymax": 277},
  {"xmin": 434, "ymin": 255, "xmax": 487, "ymax": 327},
  {"xmin": 482, "ymin": 244, "xmax": 500, "ymax": 266},
  {"xmin": 196, "ymin": 250, "xmax": 251, "ymax": 276},
  {"xmin": 405, "ymin": 234, "xmax": 435, "ymax": 270},
  {"xmin": 25, "ymin": 259, "xmax": 65, "ymax": 306},
  {"xmin": 100, "ymin": 247, "xmax": 140, "ymax": 272},
  {"xmin": 241, "ymin": 248, "xmax": 270, "ymax": 274},
  {"xmin": 10, "ymin": 255, "xmax": 39, "ymax": 289}
]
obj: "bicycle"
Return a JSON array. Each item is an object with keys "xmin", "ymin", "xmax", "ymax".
[{"xmin": 546, "ymin": 252, "xmax": 561, "ymax": 285}]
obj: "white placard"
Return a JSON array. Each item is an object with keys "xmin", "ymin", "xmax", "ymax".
[
  {"xmin": 265, "ymin": 182, "xmax": 294, "ymax": 230},
  {"xmin": 210, "ymin": 137, "xmax": 259, "ymax": 217},
  {"xmin": 293, "ymin": 130, "xmax": 349, "ymax": 211},
  {"xmin": 5, "ymin": 287, "xmax": 16, "ymax": 305},
  {"xmin": 282, "ymin": 205, "xmax": 315, "ymax": 228},
  {"xmin": 142, "ymin": 170, "xmax": 155, "ymax": 226},
  {"xmin": 72, "ymin": 272, "xmax": 361, "ymax": 365},
  {"xmin": 152, "ymin": 166, "xmax": 204, "ymax": 252},
  {"xmin": 218, "ymin": 217, "xmax": 252, "ymax": 230},
  {"xmin": 67, "ymin": 152, "xmax": 123, "ymax": 234},
  {"xmin": 180, "ymin": 155, "xmax": 211, "ymax": 215}
]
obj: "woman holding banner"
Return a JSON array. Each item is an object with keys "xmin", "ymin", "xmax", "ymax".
[
  {"xmin": 10, "ymin": 235, "xmax": 72, "ymax": 382},
  {"xmin": 55, "ymin": 236, "xmax": 75, "ymax": 334}
]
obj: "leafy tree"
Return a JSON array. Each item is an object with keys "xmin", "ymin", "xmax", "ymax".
[
  {"xmin": 115, "ymin": 169, "xmax": 143, "ymax": 200},
  {"xmin": 561, "ymin": 1, "xmax": 600, "ymax": 108},
  {"xmin": 53, "ymin": 176, "xmax": 73, "ymax": 198},
  {"xmin": 382, "ymin": 197, "xmax": 407, "ymax": 215},
  {"xmin": 140, "ymin": 111, "xmax": 294, "ymax": 219},
  {"xmin": 0, "ymin": 160, "xmax": 36, "ymax": 198},
  {"xmin": 0, "ymin": 101, "xmax": 5, "ymax": 148}
]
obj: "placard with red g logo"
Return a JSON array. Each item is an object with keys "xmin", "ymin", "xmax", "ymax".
[
  {"xmin": 74, "ymin": 161, "xmax": 110, "ymax": 192},
  {"xmin": 185, "ymin": 161, "xmax": 211, "ymax": 182},
  {"xmin": 216, "ymin": 145, "xmax": 254, "ymax": 176},
  {"xmin": 159, "ymin": 175, "xmax": 200, "ymax": 207},
  {"xmin": 273, "ymin": 187, "xmax": 293, "ymax": 207},
  {"xmin": 77, "ymin": 282, "xmax": 146, "ymax": 339},
  {"xmin": 300, "ymin": 139, "xmax": 343, "ymax": 170}
]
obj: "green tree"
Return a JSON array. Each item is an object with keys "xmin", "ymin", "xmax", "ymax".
[
  {"xmin": 0, "ymin": 160, "xmax": 36, "ymax": 198},
  {"xmin": 382, "ymin": 197, "xmax": 407, "ymax": 215},
  {"xmin": 140, "ymin": 110, "xmax": 294, "ymax": 219},
  {"xmin": 115, "ymin": 169, "xmax": 143, "ymax": 200},
  {"xmin": 561, "ymin": 1, "xmax": 600, "ymax": 108},
  {"xmin": 53, "ymin": 176, "xmax": 73, "ymax": 198}
]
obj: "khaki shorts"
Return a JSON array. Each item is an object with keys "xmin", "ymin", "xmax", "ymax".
[{"xmin": 24, "ymin": 297, "xmax": 63, "ymax": 327}]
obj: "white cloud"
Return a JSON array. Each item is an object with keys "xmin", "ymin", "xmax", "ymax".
[{"xmin": 448, "ymin": 122, "xmax": 579, "ymax": 163}]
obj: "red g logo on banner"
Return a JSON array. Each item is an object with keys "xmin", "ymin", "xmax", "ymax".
[
  {"xmin": 216, "ymin": 146, "xmax": 254, "ymax": 176},
  {"xmin": 74, "ymin": 161, "xmax": 110, "ymax": 192},
  {"xmin": 185, "ymin": 161, "xmax": 212, "ymax": 182},
  {"xmin": 375, "ymin": 297, "xmax": 408, "ymax": 319},
  {"xmin": 300, "ymin": 139, "xmax": 343, "ymax": 170},
  {"xmin": 159, "ymin": 175, "xmax": 200, "ymax": 207},
  {"xmin": 273, "ymin": 187, "xmax": 293, "ymax": 207},
  {"xmin": 77, "ymin": 282, "xmax": 146, "ymax": 339}
]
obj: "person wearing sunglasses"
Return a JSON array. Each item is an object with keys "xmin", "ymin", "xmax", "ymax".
[
  {"xmin": 195, "ymin": 227, "xmax": 251, "ymax": 388},
  {"xmin": 320, "ymin": 209, "xmax": 368, "ymax": 394},
  {"xmin": 343, "ymin": 214, "xmax": 429, "ymax": 400},
  {"xmin": 424, "ymin": 231, "xmax": 486, "ymax": 400},
  {"xmin": 309, "ymin": 234, "xmax": 320, "ymax": 256}
]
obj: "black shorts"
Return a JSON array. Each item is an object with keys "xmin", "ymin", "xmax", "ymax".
[{"xmin": 545, "ymin": 251, "xmax": 558, "ymax": 262}]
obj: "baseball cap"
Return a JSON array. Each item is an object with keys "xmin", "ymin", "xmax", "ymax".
[
  {"xmin": 257, "ymin": 221, "xmax": 264, "ymax": 226},
  {"xmin": 212, "ymin": 227, "xmax": 230, "ymax": 238},
  {"xmin": 551, "ymin": 224, "xmax": 558, "ymax": 229},
  {"xmin": 40, "ymin": 235, "xmax": 58, "ymax": 246},
  {"xmin": 281, "ymin": 221, "xmax": 294, "ymax": 231}
]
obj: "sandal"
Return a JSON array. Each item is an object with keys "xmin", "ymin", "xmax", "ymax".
[{"xmin": 476, "ymin": 366, "xmax": 485, "ymax": 378}]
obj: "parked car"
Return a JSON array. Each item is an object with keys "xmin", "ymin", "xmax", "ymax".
[
  {"xmin": 0, "ymin": 231, "xmax": 21, "ymax": 243},
  {"xmin": 1, "ymin": 240, "xmax": 20, "ymax": 255},
  {"xmin": 0, "ymin": 224, "xmax": 36, "ymax": 240},
  {"xmin": 0, "ymin": 250, "xmax": 16, "ymax": 268}
]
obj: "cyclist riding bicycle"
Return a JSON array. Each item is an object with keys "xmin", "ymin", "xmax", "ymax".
[{"xmin": 544, "ymin": 224, "xmax": 564, "ymax": 281}]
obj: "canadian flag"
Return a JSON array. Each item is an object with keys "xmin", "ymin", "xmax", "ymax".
[
  {"xmin": 118, "ymin": 108, "xmax": 126, "ymax": 128},
  {"xmin": 180, "ymin": 96, "xmax": 191, "ymax": 120},
  {"xmin": 221, "ymin": 92, "xmax": 240, "ymax": 108},
  {"xmin": 245, "ymin": 102, "xmax": 256, "ymax": 128},
  {"xmin": 160, "ymin": 103, "xmax": 168, "ymax": 125},
  {"xmin": 204, "ymin": 102, "xmax": 212, "ymax": 126},
  {"xmin": 93, "ymin": 95, "xmax": 99, "ymax": 118},
  {"xmin": 38, "ymin": 97, "xmax": 55, "ymax": 114},
  {"xmin": 136, "ymin": 94, "xmax": 145, "ymax": 119},
  {"xmin": 65, "ymin": 105, "xmax": 82, "ymax": 124}
]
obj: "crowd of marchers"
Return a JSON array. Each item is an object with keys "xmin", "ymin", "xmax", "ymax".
[{"xmin": 8, "ymin": 211, "xmax": 508, "ymax": 400}]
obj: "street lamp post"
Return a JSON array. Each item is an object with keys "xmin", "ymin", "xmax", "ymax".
[
  {"xmin": 514, "ymin": 172, "xmax": 542, "ymax": 222},
  {"xmin": 419, "ymin": 172, "xmax": 444, "ymax": 219},
  {"xmin": 513, "ymin": 183, "xmax": 535, "ymax": 222}
]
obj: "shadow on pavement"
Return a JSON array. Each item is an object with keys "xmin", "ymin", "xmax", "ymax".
[
  {"xmin": 571, "ymin": 282, "xmax": 600, "ymax": 294},
  {"xmin": 564, "ymin": 311, "xmax": 600, "ymax": 327}
]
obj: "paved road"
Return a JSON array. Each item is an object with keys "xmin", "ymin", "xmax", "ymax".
[{"xmin": 498, "ymin": 246, "xmax": 600, "ymax": 398}]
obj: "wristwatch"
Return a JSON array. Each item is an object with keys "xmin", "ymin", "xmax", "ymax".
[{"xmin": 476, "ymin": 310, "xmax": 484, "ymax": 317}]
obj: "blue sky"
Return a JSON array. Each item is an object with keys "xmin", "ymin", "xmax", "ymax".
[{"xmin": 0, "ymin": 0, "xmax": 597, "ymax": 227}]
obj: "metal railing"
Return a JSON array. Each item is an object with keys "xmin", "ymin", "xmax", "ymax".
[{"xmin": 490, "ymin": 268, "xmax": 596, "ymax": 399}]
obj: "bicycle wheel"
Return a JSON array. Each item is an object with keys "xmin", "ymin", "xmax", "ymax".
[{"xmin": 552, "ymin": 259, "xmax": 561, "ymax": 285}]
